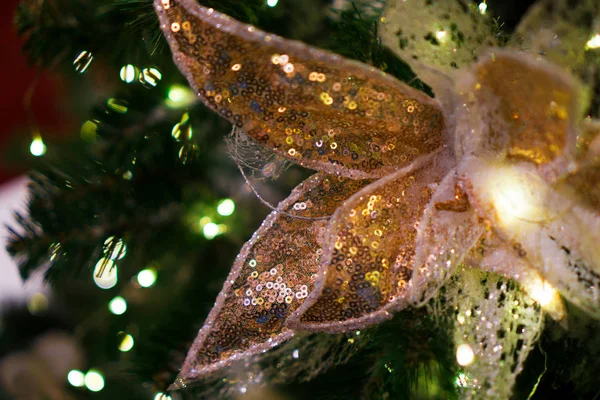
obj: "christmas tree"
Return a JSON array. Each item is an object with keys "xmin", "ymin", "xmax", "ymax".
[{"xmin": 1, "ymin": 0, "xmax": 600, "ymax": 399}]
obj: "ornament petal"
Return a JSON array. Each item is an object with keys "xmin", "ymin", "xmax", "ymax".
[
  {"xmin": 171, "ymin": 173, "xmax": 369, "ymax": 388},
  {"xmin": 465, "ymin": 231, "xmax": 567, "ymax": 322},
  {"xmin": 410, "ymin": 169, "xmax": 486, "ymax": 306},
  {"xmin": 462, "ymin": 157, "xmax": 600, "ymax": 319},
  {"xmin": 514, "ymin": 0, "xmax": 600, "ymax": 85},
  {"xmin": 445, "ymin": 268, "xmax": 543, "ymax": 399},
  {"xmin": 155, "ymin": 0, "xmax": 446, "ymax": 179},
  {"xmin": 457, "ymin": 50, "xmax": 582, "ymax": 168},
  {"xmin": 379, "ymin": 0, "xmax": 497, "ymax": 107},
  {"xmin": 288, "ymin": 151, "xmax": 453, "ymax": 332}
]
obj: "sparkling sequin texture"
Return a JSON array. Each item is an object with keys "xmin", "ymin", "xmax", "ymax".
[
  {"xmin": 173, "ymin": 173, "xmax": 369, "ymax": 387},
  {"xmin": 467, "ymin": 52, "xmax": 581, "ymax": 165},
  {"xmin": 290, "ymin": 154, "xmax": 449, "ymax": 332},
  {"xmin": 154, "ymin": 0, "xmax": 600, "ymax": 394},
  {"xmin": 155, "ymin": 0, "xmax": 446, "ymax": 179}
]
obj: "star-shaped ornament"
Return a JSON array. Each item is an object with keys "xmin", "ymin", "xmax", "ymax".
[{"xmin": 154, "ymin": 0, "xmax": 600, "ymax": 396}]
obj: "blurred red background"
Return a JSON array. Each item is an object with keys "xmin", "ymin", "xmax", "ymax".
[{"xmin": 0, "ymin": 0, "xmax": 70, "ymax": 184}]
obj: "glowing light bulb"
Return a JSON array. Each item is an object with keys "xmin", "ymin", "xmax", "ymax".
[
  {"xmin": 267, "ymin": 0, "xmax": 278, "ymax": 7},
  {"xmin": 203, "ymin": 222, "xmax": 219, "ymax": 239},
  {"xmin": 586, "ymin": 33, "xmax": 600, "ymax": 49},
  {"xmin": 67, "ymin": 370, "xmax": 85, "ymax": 387},
  {"xmin": 108, "ymin": 296, "xmax": 127, "ymax": 315},
  {"xmin": 30, "ymin": 136, "xmax": 46, "ymax": 157},
  {"xmin": 84, "ymin": 370, "xmax": 105, "ymax": 392},
  {"xmin": 93, "ymin": 258, "xmax": 117, "ymax": 289},
  {"xmin": 435, "ymin": 30, "xmax": 447, "ymax": 41},
  {"xmin": 166, "ymin": 84, "xmax": 196, "ymax": 108},
  {"xmin": 487, "ymin": 166, "xmax": 544, "ymax": 227},
  {"xmin": 120, "ymin": 64, "xmax": 137, "ymax": 83},
  {"xmin": 529, "ymin": 279, "xmax": 559, "ymax": 308},
  {"xmin": 137, "ymin": 268, "xmax": 157, "ymax": 288},
  {"xmin": 104, "ymin": 236, "xmax": 127, "ymax": 260},
  {"xmin": 478, "ymin": 2, "xmax": 487, "ymax": 15},
  {"xmin": 27, "ymin": 292, "xmax": 48, "ymax": 315},
  {"xmin": 118, "ymin": 332, "xmax": 134, "ymax": 352},
  {"xmin": 456, "ymin": 343, "xmax": 475, "ymax": 366},
  {"xmin": 217, "ymin": 198, "xmax": 236, "ymax": 216},
  {"xmin": 155, "ymin": 393, "xmax": 172, "ymax": 400}
]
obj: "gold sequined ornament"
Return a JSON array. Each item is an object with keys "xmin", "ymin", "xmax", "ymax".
[{"xmin": 155, "ymin": 0, "xmax": 600, "ymax": 394}]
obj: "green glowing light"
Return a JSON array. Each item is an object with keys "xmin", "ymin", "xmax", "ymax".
[
  {"xmin": 137, "ymin": 268, "xmax": 157, "ymax": 288},
  {"xmin": 217, "ymin": 198, "xmax": 236, "ymax": 216}
]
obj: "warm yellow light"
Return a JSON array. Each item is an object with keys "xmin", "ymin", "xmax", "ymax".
[
  {"xmin": 217, "ymin": 198, "xmax": 236, "ymax": 216},
  {"xmin": 199, "ymin": 216, "xmax": 212, "ymax": 227},
  {"xmin": 137, "ymin": 268, "xmax": 157, "ymax": 288},
  {"xmin": 27, "ymin": 292, "xmax": 49, "ymax": 315},
  {"xmin": 203, "ymin": 222, "xmax": 219, "ymax": 239},
  {"xmin": 118, "ymin": 333, "xmax": 134, "ymax": 352},
  {"xmin": 435, "ymin": 30, "xmax": 447, "ymax": 41},
  {"xmin": 93, "ymin": 258, "xmax": 118, "ymax": 289},
  {"xmin": 529, "ymin": 279, "xmax": 559, "ymax": 308},
  {"xmin": 108, "ymin": 296, "xmax": 127, "ymax": 315},
  {"xmin": 488, "ymin": 167, "xmax": 542, "ymax": 226},
  {"xmin": 84, "ymin": 370, "xmax": 105, "ymax": 392},
  {"xmin": 155, "ymin": 393, "xmax": 172, "ymax": 400},
  {"xmin": 166, "ymin": 84, "xmax": 196, "ymax": 108},
  {"xmin": 67, "ymin": 370, "xmax": 85, "ymax": 387},
  {"xmin": 586, "ymin": 33, "xmax": 600, "ymax": 50},
  {"xmin": 30, "ymin": 136, "xmax": 46, "ymax": 157},
  {"xmin": 478, "ymin": 2, "xmax": 487, "ymax": 15},
  {"xmin": 456, "ymin": 343, "xmax": 475, "ymax": 366}
]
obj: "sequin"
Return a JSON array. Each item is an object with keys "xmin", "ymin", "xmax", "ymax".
[
  {"xmin": 155, "ymin": 0, "xmax": 445, "ymax": 180},
  {"xmin": 171, "ymin": 173, "xmax": 368, "ymax": 387},
  {"xmin": 289, "ymin": 153, "xmax": 449, "ymax": 332}
]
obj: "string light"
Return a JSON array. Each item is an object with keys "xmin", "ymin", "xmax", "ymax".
[
  {"xmin": 456, "ymin": 343, "xmax": 475, "ymax": 366},
  {"xmin": 84, "ymin": 370, "xmax": 105, "ymax": 392},
  {"xmin": 267, "ymin": 0, "xmax": 278, "ymax": 7},
  {"xmin": 529, "ymin": 279, "xmax": 560, "ymax": 308},
  {"xmin": 30, "ymin": 134, "xmax": 46, "ymax": 157},
  {"xmin": 435, "ymin": 30, "xmax": 447, "ymax": 41},
  {"xmin": 487, "ymin": 166, "xmax": 544, "ymax": 227},
  {"xmin": 120, "ymin": 64, "xmax": 137, "ymax": 83},
  {"xmin": 108, "ymin": 296, "xmax": 127, "ymax": 315},
  {"xmin": 217, "ymin": 198, "xmax": 236, "ymax": 216},
  {"xmin": 586, "ymin": 33, "xmax": 600, "ymax": 50},
  {"xmin": 81, "ymin": 120, "xmax": 98, "ymax": 142},
  {"xmin": 117, "ymin": 332, "xmax": 135, "ymax": 352},
  {"xmin": 27, "ymin": 292, "xmax": 48, "ymax": 315},
  {"xmin": 104, "ymin": 236, "xmax": 127, "ymax": 260},
  {"xmin": 203, "ymin": 222, "xmax": 219, "ymax": 239},
  {"xmin": 93, "ymin": 258, "xmax": 118, "ymax": 289},
  {"xmin": 73, "ymin": 50, "xmax": 93, "ymax": 73},
  {"xmin": 155, "ymin": 394, "xmax": 172, "ymax": 400},
  {"xmin": 107, "ymin": 98, "xmax": 129, "ymax": 114},
  {"xmin": 67, "ymin": 370, "xmax": 85, "ymax": 387},
  {"xmin": 478, "ymin": 2, "xmax": 487, "ymax": 15},
  {"xmin": 166, "ymin": 84, "xmax": 196, "ymax": 108},
  {"xmin": 140, "ymin": 67, "xmax": 162, "ymax": 87},
  {"xmin": 137, "ymin": 268, "xmax": 157, "ymax": 288}
]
